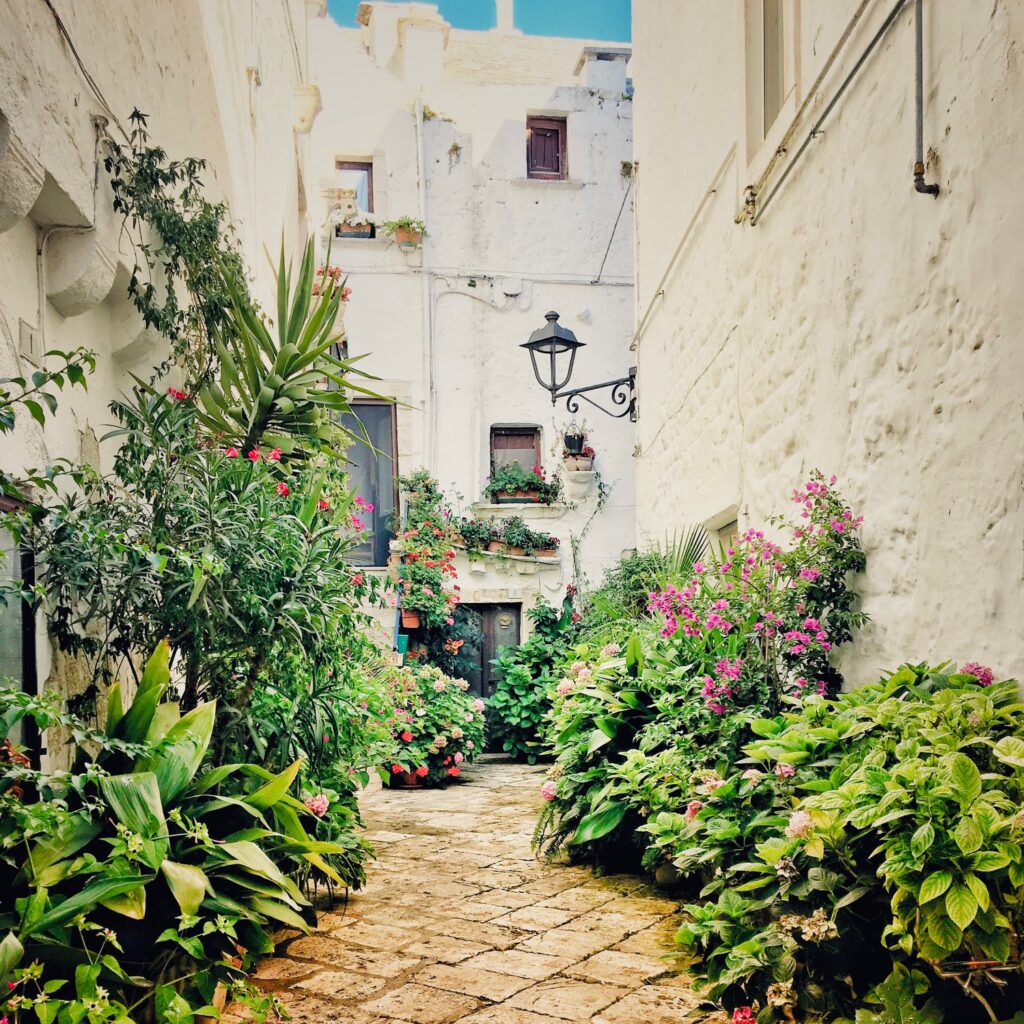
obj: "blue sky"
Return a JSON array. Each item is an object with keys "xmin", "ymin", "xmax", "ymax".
[{"xmin": 326, "ymin": 0, "xmax": 631, "ymax": 41}]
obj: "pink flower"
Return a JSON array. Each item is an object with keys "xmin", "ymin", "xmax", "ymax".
[
  {"xmin": 600, "ymin": 643, "xmax": 621, "ymax": 657},
  {"xmin": 733, "ymin": 1008, "xmax": 756, "ymax": 1024},
  {"xmin": 556, "ymin": 679, "xmax": 574, "ymax": 697},
  {"xmin": 448, "ymin": 766, "xmax": 460, "ymax": 777},
  {"xmin": 350, "ymin": 514, "xmax": 366, "ymax": 531},
  {"xmin": 247, "ymin": 449, "xmax": 260, "ymax": 461},
  {"xmin": 775, "ymin": 763, "xmax": 796, "ymax": 778},
  {"xmin": 472, "ymin": 698, "xmax": 485, "ymax": 711},
  {"xmin": 785, "ymin": 809, "xmax": 814, "ymax": 838},
  {"xmin": 741, "ymin": 769, "xmax": 762, "ymax": 785},
  {"xmin": 540, "ymin": 780, "xmax": 558, "ymax": 801},
  {"xmin": 401, "ymin": 730, "xmax": 414, "ymax": 742},
  {"xmin": 276, "ymin": 482, "xmax": 290, "ymax": 496},
  {"xmin": 961, "ymin": 662, "xmax": 995, "ymax": 687},
  {"xmin": 686, "ymin": 800, "xmax": 704, "ymax": 821},
  {"xmin": 268, "ymin": 447, "xmax": 282, "ymax": 462},
  {"xmin": 352, "ymin": 572, "xmax": 364, "ymax": 585},
  {"xmin": 224, "ymin": 446, "xmax": 239, "ymax": 458},
  {"xmin": 466, "ymin": 740, "xmax": 474, "ymax": 749},
  {"xmin": 454, "ymin": 752, "xmax": 464, "ymax": 763},
  {"xmin": 304, "ymin": 794, "xmax": 329, "ymax": 817}
]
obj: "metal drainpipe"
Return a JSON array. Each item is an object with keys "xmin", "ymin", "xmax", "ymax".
[{"xmin": 913, "ymin": 0, "xmax": 940, "ymax": 196}]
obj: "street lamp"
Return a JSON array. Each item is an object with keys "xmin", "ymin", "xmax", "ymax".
[{"xmin": 521, "ymin": 311, "xmax": 637, "ymax": 421}]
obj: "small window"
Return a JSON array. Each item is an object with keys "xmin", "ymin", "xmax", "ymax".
[
  {"xmin": 336, "ymin": 160, "xmax": 375, "ymax": 239},
  {"xmin": 744, "ymin": 0, "xmax": 790, "ymax": 152},
  {"xmin": 490, "ymin": 426, "xmax": 541, "ymax": 473},
  {"xmin": 715, "ymin": 520, "xmax": 741, "ymax": 551},
  {"xmin": 526, "ymin": 117, "xmax": 567, "ymax": 180},
  {"xmin": 340, "ymin": 402, "xmax": 397, "ymax": 567}
]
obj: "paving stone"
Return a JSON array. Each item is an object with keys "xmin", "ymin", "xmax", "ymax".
[
  {"xmin": 611, "ymin": 922, "xmax": 679, "ymax": 957},
  {"xmin": 506, "ymin": 979, "xmax": 629, "ymax": 1020},
  {"xmin": 461, "ymin": 949, "xmax": 576, "ymax": 980},
  {"xmin": 460, "ymin": 1008, "xmax": 570, "ymax": 1024},
  {"xmin": 414, "ymin": 962, "xmax": 534, "ymax": 1000},
  {"xmin": 441, "ymin": 918, "xmax": 529, "ymax": 949},
  {"xmin": 492, "ymin": 906, "xmax": 579, "ymax": 932},
  {"xmin": 516, "ymin": 926, "xmax": 614, "ymax": 960},
  {"xmin": 537, "ymin": 887, "xmax": 616, "ymax": 913},
  {"xmin": 480, "ymin": 889, "xmax": 541, "ymax": 910},
  {"xmin": 288, "ymin": 935, "xmax": 360, "ymax": 966},
  {"xmin": 433, "ymin": 900, "xmax": 514, "ymax": 922},
  {"xmin": 362, "ymin": 982, "xmax": 482, "ymax": 1024},
  {"xmin": 252, "ymin": 956, "xmax": 315, "ymax": 982},
  {"xmin": 565, "ymin": 949, "xmax": 668, "ymax": 986},
  {"xmin": 295, "ymin": 969, "xmax": 389, "ymax": 999},
  {"xmin": 404, "ymin": 935, "xmax": 493, "ymax": 963},
  {"xmin": 591, "ymin": 982, "xmax": 704, "ymax": 1023},
  {"xmin": 337, "ymin": 921, "xmax": 417, "ymax": 949},
  {"xmin": 295, "ymin": 946, "xmax": 423, "ymax": 978}
]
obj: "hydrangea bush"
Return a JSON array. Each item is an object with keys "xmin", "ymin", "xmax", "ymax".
[{"xmin": 385, "ymin": 665, "xmax": 486, "ymax": 785}]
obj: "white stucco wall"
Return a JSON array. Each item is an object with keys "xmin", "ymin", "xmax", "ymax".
[
  {"xmin": 0, "ymin": 0, "xmax": 317, "ymax": 709},
  {"xmin": 632, "ymin": 1, "xmax": 1024, "ymax": 682},
  {"xmin": 311, "ymin": 3, "xmax": 637, "ymax": 635}
]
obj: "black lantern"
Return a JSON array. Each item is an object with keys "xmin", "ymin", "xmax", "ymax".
[{"xmin": 521, "ymin": 311, "xmax": 637, "ymax": 421}]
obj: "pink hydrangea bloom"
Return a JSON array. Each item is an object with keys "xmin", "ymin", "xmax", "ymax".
[
  {"xmin": 785, "ymin": 809, "xmax": 813, "ymax": 838},
  {"xmin": 774, "ymin": 763, "xmax": 796, "ymax": 778},
  {"xmin": 540, "ymin": 780, "xmax": 558, "ymax": 801},
  {"xmin": 686, "ymin": 800, "xmax": 704, "ymax": 821},
  {"xmin": 961, "ymin": 662, "xmax": 995, "ymax": 687},
  {"xmin": 304, "ymin": 794, "xmax": 329, "ymax": 817}
]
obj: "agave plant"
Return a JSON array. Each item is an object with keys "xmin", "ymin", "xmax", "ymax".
[
  {"xmin": 195, "ymin": 238, "xmax": 384, "ymax": 458},
  {"xmin": 0, "ymin": 642, "xmax": 345, "ymax": 1017}
]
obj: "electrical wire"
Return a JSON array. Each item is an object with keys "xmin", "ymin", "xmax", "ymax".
[
  {"xmin": 593, "ymin": 175, "xmax": 634, "ymax": 283},
  {"xmin": 39, "ymin": 0, "xmax": 129, "ymax": 140}
]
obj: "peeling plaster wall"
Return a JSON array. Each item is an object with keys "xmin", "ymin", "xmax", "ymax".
[
  {"xmin": 311, "ymin": 5, "xmax": 636, "ymax": 635},
  {"xmin": 632, "ymin": 1, "xmax": 1024, "ymax": 682},
  {"xmin": 0, "ymin": 0, "xmax": 315, "ymax": 747}
]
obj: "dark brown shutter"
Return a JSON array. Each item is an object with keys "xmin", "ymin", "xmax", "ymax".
[{"xmin": 526, "ymin": 117, "xmax": 566, "ymax": 179}]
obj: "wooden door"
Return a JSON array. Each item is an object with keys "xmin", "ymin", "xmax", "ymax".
[{"xmin": 462, "ymin": 604, "xmax": 521, "ymax": 698}]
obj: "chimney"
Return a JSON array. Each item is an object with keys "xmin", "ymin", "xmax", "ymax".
[{"xmin": 496, "ymin": 0, "xmax": 514, "ymax": 33}]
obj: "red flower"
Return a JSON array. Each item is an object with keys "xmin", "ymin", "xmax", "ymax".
[
  {"xmin": 225, "ymin": 447, "xmax": 239, "ymax": 458},
  {"xmin": 415, "ymin": 765, "xmax": 428, "ymax": 777},
  {"xmin": 391, "ymin": 764, "xmax": 405, "ymax": 774},
  {"xmin": 276, "ymin": 482, "xmax": 290, "ymax": 497},
  {"xmin": 318, "ymin": 499, "xmax": 330, "ymax": 510},
  {"xmin": 167, "ymin": 387, "xmax": 188, "ymax": 401},
  {"xmin": 400, "ymin": 730, "xmax": 414, "ymax": 742},
  {"xmin": 732, "ymin": 1009, "xmax": 756, "ymax": 1024},
  {"xmin": 268, "ymin": 447, "xmax": 282, "ymax": 462},
  {"xmin": 448, "ymin": 766, "xmax": 460, "ymax": 777},
  {"xmin": 352, "ymin": 572, "xmax": 364, "ymax": 585},
  {"xmin": 247, "ymin": 449, "xmax": 260, "ymax": 462}
]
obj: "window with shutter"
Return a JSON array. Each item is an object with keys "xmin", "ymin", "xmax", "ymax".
[
  {"xmin": 526, "ymin": 117, "xmax": 567, "ymax": 180},
  {"xmin": 490, "ymin": 426, "xmax": 541, "ymax": 472}
]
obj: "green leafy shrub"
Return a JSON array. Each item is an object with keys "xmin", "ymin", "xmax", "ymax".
[
  {"xmin": 496, "ymin": 516, "xmax": 560, "ymax": 556},
  {"xmin": 484, "ymin": 462, "xmax": 561, "ymax": 504},
  {"xmin": 0, "ymin": 644, "xmax": 341, "ymax": 1021},
  {"xmin": 488, "ymin": 597, "xmax": 577, "ymax": 762}
]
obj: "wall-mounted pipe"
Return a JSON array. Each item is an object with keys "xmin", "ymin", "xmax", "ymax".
[{"xmin": 913, "ymin": 0, "xmax": 940, "ymax": 196}]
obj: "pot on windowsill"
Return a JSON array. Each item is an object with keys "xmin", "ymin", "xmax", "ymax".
[
  {"xmin": 395, "ymin": 227, "xmax": 423, "ymax": 247},
  {"xmin": 534, "ymin": 548, "xmax": 558, "ymax": 559},
  {"xmin": 336, "ymin": 221, "xmax": 375, "ymax": 239},
  {"xmin": 494, "ymin": 489, "xmax": 541, "ymax": 504},
  {"xmin": 401, "ymin": 609, "xmax": 421, "ymax": 629},
  {"xmin": 563, "ymin": 455, "xmax": 594, "ymax": 472}
]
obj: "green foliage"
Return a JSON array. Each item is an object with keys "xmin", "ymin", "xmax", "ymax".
[
  {"xmin": 0, "ymin": 643, "xmax": 339, "ymax": 1021},
  {"xmin": 454, "ymin": 515, "xmax": 497, "ymax": 551},
  {"xmin": 379, "ymin": 216, "xmax": 427, "ymax": 236},
  {"xmin": 488, "ymin": 598, "xmax": 577, "ymax": 762},
  {"xmin": 484, "ymin": 462, "xmax": 561, "ymax": 504},
  {"xmin": 496, "ymin": 516, "xmax": 560, "ymax": 556}
]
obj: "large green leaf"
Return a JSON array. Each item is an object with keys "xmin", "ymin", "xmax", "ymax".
[
  {"xmin": 918, "ymin": 869, "xmax": 952, "ymax": 904},
  {"xmin": 214, "ymin": 841, "xmax": 307, "ymax": 906},
  {"xmin": 0, "ymin": 931, "xmax": 24, "ymax": 976},
  {"xmin": 944, "ymin": 883, "xmax": 978, "ymax": 930},
  {"xmin": 243, "ymin": 757, "xmax": 302, "ymax": 811},
  {"xmin": 100, "ymin": 885, "xmax": 147, "ymax": 920},
  {"xmin": 22, "ymin": 815, "xmax": 102, "ymax": 885},
  {"xmin": 137, "ymin": 700, "xmax": 217, "ymax": 802},
  {"xmin": 26, "ymin": 876, "xmax": 151, "ymax": 935},
  {"xmin": 116, "ymin": 641, "xmax": 171, "ymax": 743},
  {"xmin": 570, "ymin": 801, "xmax": 627, "ymax": 845},
  {"xmin": 944, "ymin": 753, "xmax": 982, "ymax": 807},
  {"xmin": 247, "ymin": 897, "xmax": 310, "ymax": 931},
  {"xmin": 99, "ymin": 772, "xmax": 168, "ymax": 869},
  {"xmin": 160, "ymin": 860, "xmax": 209, "ymax": 916}
]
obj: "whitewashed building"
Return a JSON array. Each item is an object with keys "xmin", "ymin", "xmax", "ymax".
[
  {"xmin": 631, "ymin": 1, "xmax": 1024, "ymax": 681},
  {"xmin": 311, "ymin": 2, "xmax": 636, "ymax": 688}
]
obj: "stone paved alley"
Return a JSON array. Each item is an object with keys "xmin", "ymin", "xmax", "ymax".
[{"xmin": 246, "ymin": 758, "xmax": 721, "ymax": 1023}]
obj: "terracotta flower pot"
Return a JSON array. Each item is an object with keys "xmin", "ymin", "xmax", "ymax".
[
  {"xmin": 495, "ymin": 490, "xmax": 540, "ymax": 504},
  {"xmin": 395, "ymin": 227, "xmax": 422, "ymax": 247},
  {"xmin": 506, "ymin": 545, "xmax": 527, "ymax": 557},
  {"xmin": 534, "ymin": 548, "xmax": 558, "ymax": 559},
  {"xmin": 395, "ymin": 770, "xmax": 423, "ymax": 788},
  {"xmin": 564, "ymin": 456, "xmax": 594, "ymax": 471},
  {"xmin": 487, "ymin": 540, "xmax": 507, "ymax": 553},
  {"xmin": 336, "ymin": 222, "xmax": 374, "ymax": 239},
  {"xmin": 401, "ymin": 609, "xmax": 421, "ymax": 628}
]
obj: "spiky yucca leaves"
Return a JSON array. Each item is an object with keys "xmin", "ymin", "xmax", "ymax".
[{"xmin": 196, "ymin": 239, "xmax": 382, "ymax": 457}]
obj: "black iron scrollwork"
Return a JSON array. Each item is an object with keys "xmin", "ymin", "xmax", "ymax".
[{"xmin": 555, "ymin": 367, "xmax": 637, "ymax": 422}]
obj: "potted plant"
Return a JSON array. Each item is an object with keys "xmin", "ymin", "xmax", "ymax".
[
  {"xmin": 564, "ymin": 444, "xmax": 595, "ymax": 472},
  {"xmin": 329, "ymin": 187, "xmax": 379, "ymax": 239},
  {"xmin": 562, "ymin": 420, "xmax": 588, "ymax": 455},
  {"xmin": 492, "ymin": 516, "xmax": 560, "ymax": 558},
  {"xmin": 381, "ymin": 215, "xmax": 427, "ymax": 248},
  {"xmin": 456, "ymin": 515, "xmax": 497, "ymax": 552},
  {"xmin": 484, "ymin": 463, "xmax": 561, "ymax": 504}
]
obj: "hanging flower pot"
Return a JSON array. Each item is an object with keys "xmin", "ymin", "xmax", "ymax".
[
  {"xmin": 395, "ymin": 227, "xmax": 423, "ymax": 247},
  {"xmin": 401, "ymin": 608, "xmax": 421, "ymax": 629},
  {"xmin": 563, "ymin": 433, "xmax": 586, "ymax": 454}
]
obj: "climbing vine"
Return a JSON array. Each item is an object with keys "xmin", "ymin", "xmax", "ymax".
[{"xmin": 103, "ymin": 108, "xmax": 246, "ymax": 380}]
